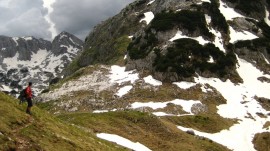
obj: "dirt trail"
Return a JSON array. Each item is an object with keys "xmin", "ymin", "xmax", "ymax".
[{"xmin": 12, "ymin": 115, "xmax": 35, "ymax": 150}]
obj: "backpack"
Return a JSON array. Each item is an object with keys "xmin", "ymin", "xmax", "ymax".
[{"xmin": 18, "ymin": 88, "xmax": 27, "ymax": 104}]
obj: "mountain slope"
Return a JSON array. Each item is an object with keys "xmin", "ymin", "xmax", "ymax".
[
  {"xmin": 0, "ymin": 32, "xmax": 83, "ymax": 95},
  {"xmin": 0, "ymin": 92, "xmax": 127, "ymax": 150}
]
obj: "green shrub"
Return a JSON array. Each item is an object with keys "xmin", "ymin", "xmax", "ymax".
[
  {"xmin": 235, "ymin": 0, "xmax": 264, "ymax": 15},
  {"xmin": 202, "ymin": 0, "xmax": 228, "ymax": 33},
  {"xmin": 153, "ymin": 38, "xmax": 236, "ymax": 78},
  {"xmin": 234, "ymin": 38, "xmax": 270, "ymax": 52},
  {"xmin": 128, "ymin": 32, "xmax": 158, "ymax": 60},
  {"xmin": 149, "ymin": 10, "xmax": 213, "ymax": 38}
]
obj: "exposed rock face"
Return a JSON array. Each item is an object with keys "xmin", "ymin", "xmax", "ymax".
[
  {"xmin": 0, "ymin": 36, "xmax": 51, "ymax": 62},
  {"xmin": 66, "ymin": 0, "xmax": 270, "ymax": 83},
  {"xmin": 0, "ymin": 32, "xmax": 83, "ymax": 95}
]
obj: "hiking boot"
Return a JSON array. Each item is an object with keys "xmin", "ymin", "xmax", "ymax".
[
  {"xmin": 26, "ymin": 111, "xmax": 32, "ymax": 115},
  {"xmin": 26, "ymin": 108, "xmax": 32, "ymax": 115}
]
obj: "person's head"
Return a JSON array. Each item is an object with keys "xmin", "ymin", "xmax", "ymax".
[{"xmin": 28, "ymin": 82, "xmax": 32, "ymax": 86}]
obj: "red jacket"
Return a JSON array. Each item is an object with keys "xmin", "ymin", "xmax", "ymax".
[{"xmin": 25, "ymin": 86, "xmax": 32, "ymax": 99}]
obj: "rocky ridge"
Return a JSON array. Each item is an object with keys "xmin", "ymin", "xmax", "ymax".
[{"xmin": 0, "ymin": 31, "xmax": 83, "ymax": 95}]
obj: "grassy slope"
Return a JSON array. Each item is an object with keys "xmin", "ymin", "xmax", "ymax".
[
  {"xmin": 0, "ymin": 92, "xmax": 126, "ymax": 151},
  {"xmin": 58, "ymin": 111, "xmax": 231, "ymax": 151}
]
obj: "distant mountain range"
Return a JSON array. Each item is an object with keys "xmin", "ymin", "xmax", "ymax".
[{"xmin": 0, "ymin": 31, "xmax": 83, "ymax": 95}]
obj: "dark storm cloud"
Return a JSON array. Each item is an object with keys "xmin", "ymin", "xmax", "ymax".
[
  {"xmin": 50, "ymin": 0, "xmax": 134, "ymax": 40},
  {"xmin": 0, "ymin": 0, "xmax": 51, "ymax": 39}
]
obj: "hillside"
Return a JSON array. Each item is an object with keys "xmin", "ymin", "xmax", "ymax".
[
  {"xmin": 0, "ymin": 92, "xmax": 129, "ymax": 150},
  {"xmin": 36, "ymin": 0, "xmax": 270, "ymax": 151}
]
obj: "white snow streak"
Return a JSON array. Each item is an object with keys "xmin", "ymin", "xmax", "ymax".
[
  {"xmin": 265, "ymin": 8, "xmax": 270, "ymax": 26},
  {"xmin": 116, "ymin": 85, "xmax": 133, "ymax": 97},
  {"xmin": 170, "ymin": 30, "xmax": 209, "ymax": 45},
  {"xmin": 97, "ymin": 133, "xmax": 151, "ymax": 151},
  {"xmin": 219, "ymin": 0, "xmax": 243, "ymax": 20},
  {"xmin": 229, "ymin": 26, "xmax": 258, "ymax": 43},
  {"xmin": 147, "ymin": 0, "xmax": 155, "ymax": 5},
  {"xmin": 12, "ymin": 37, "xmax": 19, "ymax": 46}
]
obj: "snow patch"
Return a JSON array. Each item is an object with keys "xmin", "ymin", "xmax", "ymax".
[
  {"xmin": 147, "ymin": 0, "xmax": 155, "ymax": 5},
  {"xmin": 109, "ymin": 65, "xmax": 139, "ymax": 84},
  {"xmin": 140, "ymin": 12, "xmax": 154, "ymax": 25},
  {"xmin": 170, "ymin": 30, "xmax": 209, "ymax": 45},
  {"xmin": 116, "ymin": 85, "xmax": 133, "ymax": 97},
  {"xmin": 0, "ymin": 85, "xmax": 12, "ymax": 92},
  {"xmin": 144, "ymin": 75, "xmax": 162, "ymax": 86},
  {"xmin": 93, "ymin": 110, "xmax": 109, "ymax": 113},
  {"xmin": 173, "ymin": 82, "xmax": 197, "ymax": 89},
  {"xmin": 208, "ymin": 56, "xmax": 214, "ymax": 63},
  {"xmin": 219, "ymin": 0, "xmax": 243, "ymax": 20},
  {"xmin": 178, "ymin": 118, "xmax": 268, "ymax": 151},
  {"xmin": 97, "ymin": 133, "xmax": 151, "ymax": 151},
  {"xmin": 229, "ymin": 26, "xmax": 258, "ymax": 43},
  {"xmin": 12, "ymin": 37, "xmax": 19, "ymax": 46},
  {"xmin": 197, "ymin": 0, "xmax": 211, "ymax": 4},
  {"xmin": 189, "ymin": 55, "xmax": 270, "ymax": 151},
  {"xmin": 23, "ymin": 36, "xmax": 33, "ymax": 41}
]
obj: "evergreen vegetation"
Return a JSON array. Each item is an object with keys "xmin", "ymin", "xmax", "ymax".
[
  {"xmin": 153, "ymin": 38, "xmax": 237, "ymax": 78},
  {"xmin": 234, "ymin": 37, "xmax": 270, "ymax": 54},
  {"xmin": 149, "ymin": 10, "xmax": 213, "ymax": 38},
  {"xmin": 128, "ymin": 33, "xmax": 158, "ymax": 60},
  {"xmin": 202, "ymin": 0, "xmax": 228, "ymax": 33}
]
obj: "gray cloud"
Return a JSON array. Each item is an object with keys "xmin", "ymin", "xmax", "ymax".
[
  {"xmin": 50, "ymin": 0, "xmax": 134, "ymax": 40},
  {"xmin": 0, "ymin": 0, "xmax": 51, "ymax": 39},
  {"xmin": 0, "ymin": 0, "xmax": 134, "ymax": 40}
]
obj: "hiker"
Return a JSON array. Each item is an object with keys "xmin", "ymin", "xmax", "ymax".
[{"xmin": 25, "ymin": 82, "xmax": 33, "ymax": 115}]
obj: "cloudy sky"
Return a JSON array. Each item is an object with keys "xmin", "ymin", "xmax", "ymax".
[{"xmin": 0, "ymin": 0, "xmax": 134, "ymax": 40}]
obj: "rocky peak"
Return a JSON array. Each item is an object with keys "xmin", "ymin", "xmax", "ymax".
[
  {"xmin": 0, "ymin": 32, "xmax": 84, "ymax": 95},
  {"xmin": 51, "ymin": 31, "xmax": 84, "ymax": 56}
]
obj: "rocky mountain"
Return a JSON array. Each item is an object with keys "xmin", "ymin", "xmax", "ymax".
[
  {"xmin": 36, "ymin": 0, "xmax": 270, "ymax": 150},
  {"xmin": 0, "ymin": 31, "xmax": 83, "ymax": 95},
  {"xmin": 3, "ymin": 0, "xmax": 270, "ymax": 151}
]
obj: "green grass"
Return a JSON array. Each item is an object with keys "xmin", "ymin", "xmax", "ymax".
[
  {"xmin": 58, "ymin": 111, "xmax": 231, "ymax": 151},
  {"xmin": 164, "ymin": 114, "xmax": 235, "ymax": 133},
  {"xmin": 0, "ymin": 92, "xmax": 127, "ymax": 151}
]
